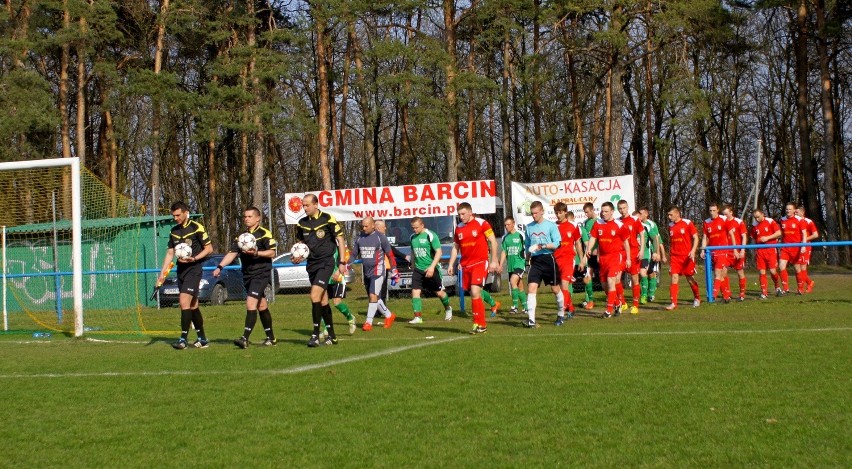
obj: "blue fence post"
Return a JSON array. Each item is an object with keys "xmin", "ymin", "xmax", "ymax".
[
  {"xmin": 54, "ymin": 271, "xmax": 63, "ymax": 323},
  {"xmin": 704, "ymin": 250, "xmax": 715, "ymax": 303},
  {"xmin": 458, "ymin": 264, "xmax": 465, "ymax": 314}
]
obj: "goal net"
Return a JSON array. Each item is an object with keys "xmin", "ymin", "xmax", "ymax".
[{"xmin": 0, "ymin": 158, "xmax": 154, "ymax": 337}]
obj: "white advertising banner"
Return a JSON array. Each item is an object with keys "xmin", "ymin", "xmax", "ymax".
[
  {"xmin": 284, "ymin": 180, "xmax": 497, "ymax": 224},
  {"xmin": 510, "ymin": 175, "xmax": 635, "ymax": 229}
]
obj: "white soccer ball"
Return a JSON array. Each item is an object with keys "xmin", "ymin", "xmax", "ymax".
[
  {"xmin": 174, "ymin": 242, "xmax": 192, "ymax": 260},
  {"xmin": 237, "ymin": 233, "xmax": 257, "ymax": 252},
  {"xmin": 290, "ymin": 242, "xmax": 310, "ymax": 260}
]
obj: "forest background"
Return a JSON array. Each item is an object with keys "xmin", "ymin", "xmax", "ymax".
[{"xmin": 0, "ymin": 0, "xmax": 849, "ymax": 261}]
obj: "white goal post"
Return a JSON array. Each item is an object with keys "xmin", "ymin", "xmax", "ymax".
[{"xmin": 0, "ymin": 157, "xmax": 83, "ymax": 337}]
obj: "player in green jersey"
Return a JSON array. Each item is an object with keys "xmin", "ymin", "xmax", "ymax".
[
  {"xmin": 500, "ymin": 216, "xmax": 528, "ymax": 314},
  {"xmin": 581, "ymin": 202, "xmax": 598, "ymax": 309},
  {"xmin": 407, "ymin": 217, "xmax": 453, "ymax": 323},
  {"xmin": 638, "ymin": 207, "xmax": 665, "ymax": 303},
  {"xmin": 319, "ymin": 247, "xmax": 357, "ymax": 341}
]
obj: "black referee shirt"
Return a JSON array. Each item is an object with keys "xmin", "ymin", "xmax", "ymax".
[
  {"xmin": 296, "ymin": 210, "xmax": 343, "ymax": 261},
  {"xmin": 229, "ymin": 225, "xmax": 277, "ymax": 278},
  {"xmin": 168, "ymin": 219, "xmax": 211, "ymax": 270}
]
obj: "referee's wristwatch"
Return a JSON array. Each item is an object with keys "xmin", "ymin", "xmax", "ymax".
[{"xmin": 216, "ymin": 264, "xmax": 224, "ymax": 270}]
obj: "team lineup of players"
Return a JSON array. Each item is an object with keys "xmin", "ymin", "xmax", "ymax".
[{"xmin": 158, "ymin": 195, "xmax": 820, "ymax": 348}]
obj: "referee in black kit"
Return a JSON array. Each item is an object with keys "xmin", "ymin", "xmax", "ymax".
[
  {"xmin": 292, "ymin": 194, "xmax": 349, "ymax": 347},
  {"xmin": 214, "ymin": 207, "xmax": 279, "ymax": 348},
  {"xmin": 157, "ymin": 201, "xmax": 213, "ymax": 350}
]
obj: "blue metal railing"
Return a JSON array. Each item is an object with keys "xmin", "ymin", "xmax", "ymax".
[{"xmin": 702, "ymin": 241, "xmax": 851, "ymax": 303}]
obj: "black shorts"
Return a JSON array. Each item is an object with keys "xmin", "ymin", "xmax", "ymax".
[
  {"xmin": 583, "ymin": 255, "xmax": 600, "ymax": 277},
  {"xmin": 307, "ymin": 257, "xmax": 335, "ymax": 288},
  {"xmin": 177, "ymin": 264, "xmax": 202, "ymax": 296},
  {"xmin": 412, "ymin": 268, "xmax": 444, "ymax": 292},
  {"xmin": 640, "ymin": 258, "xmax": 659, "ymax": 274},
  {"xmin": 327, "ymin": 282, "xmax": 347, "ymax": 299},
  {"xmin": 527, "ymin": 254, "xmax": 558, "ymax": 286},
  {"xmin": 508, "ymin": 267, "xmax": 525, "ymax": 279},
  {"xmin": 243, "ymin": 275, "xmax": 268, "ymax": 300}
]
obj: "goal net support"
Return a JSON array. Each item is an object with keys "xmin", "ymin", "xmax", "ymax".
[{"xmin": 0, "ymin": 157, "xmax": 154, "ymax": 337}]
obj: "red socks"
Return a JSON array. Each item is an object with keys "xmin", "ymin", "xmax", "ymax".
[{"xmin": 472, "ymin": 297, "xmax": 486, "ymax": 326}]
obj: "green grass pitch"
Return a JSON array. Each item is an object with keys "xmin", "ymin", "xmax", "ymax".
[{"xmin": 0, "ymin": 272, "xmax": 849, "ymax": 467}]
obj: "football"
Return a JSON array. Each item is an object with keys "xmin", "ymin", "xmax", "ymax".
[
  {"xmin": 290, "ymin": 242, "xmax": 310, "ymax": 261},
  {"xmin": 174, "ymin": 242, "xmax": 192, "ymax": 260},
  {"xmin": 237, "ymin": 233, "xmax": 257, "ymax": 252}
]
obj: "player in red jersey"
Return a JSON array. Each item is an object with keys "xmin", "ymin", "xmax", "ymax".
[
  {"xmin": 700, "ymin": 203, "xmax": 732, "ymax": 302},
  {"xmin": 617, "ymin": 200, "xmax": 646, "ymax": 314},
  {"xmin": 778, "ymin": 202, "xmax": 808, "ymax": 294},
  {"xmin": 722, "ymin": 204, "xmax": 748, "ymax": 301},
  {"xmin": 750, "ymin": 208, "xmax": 782, "ymax": 298},
  {"xmin": 664, "ymin": 206, "xmax": 701, "ymax": 310},
  {"xmin": 554, "ymin": 203, "xmax": 582, "ymax": 315},
  {"xmin": 580, "ymin": 202, "xmax": 631, "ymax": 318},
  {"xmin": 448, "ymin": 202, "xmax": 500, "ymax": 334},
  {"xmin": 795, "ymin": 207, "xmax": 819, "ymax": 293}
]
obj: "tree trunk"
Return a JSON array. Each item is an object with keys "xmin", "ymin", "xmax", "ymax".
[
  {"xmin": 565, "ymin": 20, "xmax": 586, "ymax": 179},
  {"xmin": 315, "ymin": 13, "xmax": 332, "ymax": 190},
  {"xmin": 603, "ymin": 68, "xmax": 613, "ymax": 176},
  {"xmin": 589, "ymin": 88, "xmax": 603, "ymax": 176},
  {"xmin": 465, "ymin": 47, "xmax": 477, "ymax": 180},
  {"xmin": 59, "ymin": 0, "xmax": 71, "ymax": 159},
  {"xmin": 350, "ymin": 25, "xmax": 376, "ymax": 187},
  {"xmin": 443, "ymin": 0, "xmax": 460, "ymax": 181},
  {"xmin": 608, "ymin": 3, "xmax": 625, "ymax": 176},
  {"xmin": 500, "ymin": 27, "xmax": 512, "ymax": 184},
  {"xmin": 10, "ymin": 0, "xmax": 30, "ymax": 68},
  {"xmin": 644, "ymin": 0, "xmax": 657, "ymax": 213},
  {"xmin": 814, "ymin": 0, "xmax": 840, "ymax": 263},
  {"xmin": 830, "ymin": 49, "xmax": 849, "ymax": 263},
  {"xmin": 75, "ymin": 9, "xmax": 87, "ymax": 167},
  {"xmin": 793, "ymin": 0, "xmax": 821, "ymax": 226},
  {"xmin": 531, "ymin": 0, "xmax": 542, "ymax": 170},
  {"xmin": 247, "ymin": 0, "xmax": 264, "ymax": 208},
  {"xmin": 151, "ymin": 0, "xmax": 169, "ymax": 215},
  {"xmin": 335, "ymin": 24, "xmax": 352, "ymax": 188},
  {"xmin": 207, "ymin": 132, "xmax": 218, "ymax": 245}
]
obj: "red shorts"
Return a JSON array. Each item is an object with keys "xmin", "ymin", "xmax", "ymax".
[
  {"xmin": 730, "ymin": 252, "xmax": 745, "ymax": 271},
  {"xmin": 755, "ymin": 248, "xmax": 778, "ymax": 271},
  {"xmin": 598, "ymin": 253, "xmax": 623, "ymax": 280},
  {"xmin": 669, "ymin": 255, "xmax": 696, "ymax": 276},
  {"xmin": 797, "ymin": 247, "xmax": 811, "ymax": 265},
  {"xmin": 626, "ymin": 255, "xmax": 641, "ymax": 276},
  {"xmin": 460, "ymin": 260, "xmax": 488, "ymax": 291},
  {"xmin": 556, "ymin": 257, "xmax": 575, "ymax": 282},
  {"xmin": 779, "ymin": 247, "xmax": 799, "ymax": 263},
  {"xmin": 711, "ymin": 251, "xmax": 731, "ymax": 269}
]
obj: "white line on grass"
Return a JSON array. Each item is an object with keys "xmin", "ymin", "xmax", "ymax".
[
  {"xmin": 526, "ymin": 326, "xmax": 852, "ymax": 339},
  {"xmin": 0, "ymin": 335, "xmax": 470, "ymax": 380}
]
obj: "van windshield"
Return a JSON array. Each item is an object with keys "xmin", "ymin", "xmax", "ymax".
[{"xmin": 383, "ymin": 216, "xmax": 455, "ymax": 246}]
